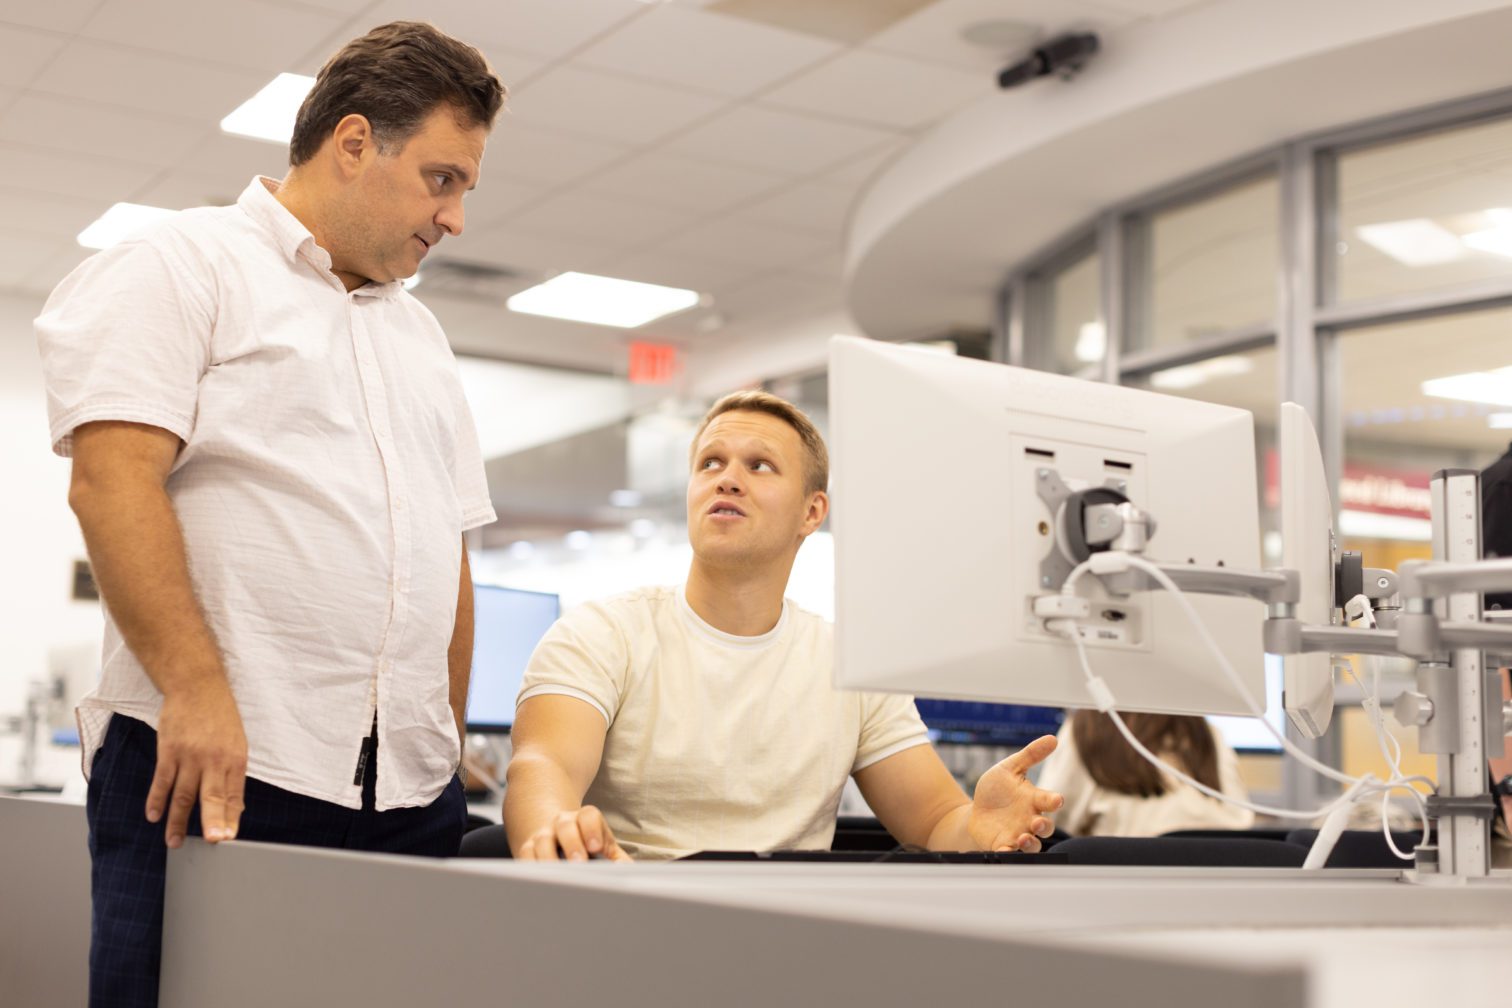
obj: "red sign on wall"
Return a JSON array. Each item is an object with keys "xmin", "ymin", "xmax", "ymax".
[
  {"xmin": 1264, "ymin": 450, "xmax": 1431, "ymax": 518},
  {"xmin": 628, "ymin": 341, "xmax": 680, "ymax": 385}
]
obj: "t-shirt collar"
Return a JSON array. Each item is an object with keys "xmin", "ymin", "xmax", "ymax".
[{"xmin": 677, "ymin": 585, "xmax": 788, "ymax": 650}]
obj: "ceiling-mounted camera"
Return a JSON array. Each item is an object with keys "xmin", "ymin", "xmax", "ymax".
[{"xmin": 997, "ymin": 32, "xmax": 1100, "ymax": 89}]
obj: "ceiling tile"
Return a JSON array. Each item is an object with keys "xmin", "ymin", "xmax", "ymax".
[
  {"xmin": 0, "ymin": 94, "xmax": 206, "ymax": 167},
  {"xmin": 0, "ymin": 1, "xmax": 104, "ymax": 34},
  {"xmin": 505, "ymin": 191, "xmax": 698, "ymax": 247},
  {"xmin": 0, "ymin": 142, "xmax": 160, "ymax": 204},
  {"xmin": 575, "ymin": 3, "xmax": 838, "ymax": 98},
  {"xmin": 731, "ymin": 179, "xmax": 857, "ymax": 236},
  {"xmin": 714, "ymin": 270, "xmax": 841, "ymax": 322},
  {"xmin": 760, "ymin": 48, "xmax": 991, "ymax": 130},
  {"xmin": 457, "ymin": 223, "xmax": 621, "ymax": 276},
  {"xmin": 78, "ymin": 0, "xmax": 345, "ymax": 74},
  {"xmin": 865, "ymin": 0, "xmax": 1127, "ymax": 72},
  {"xmin": 32, "ymin": 40, "xmax": 270, "ymax": 124},
  {"xmin": 0, "ymin": 25, "xmax": 67, "ymax": 90},
  {"xmin": 175, "ymin": 133, "xmax": 292, "ymax": 190},
  {"xmin": 0, "ymin": 187, "xmax": 112, "ymax": 242},
  {"xmin": 665, "ymin": 104, "xmax": 899, "ymax": 175},
  {"xmin": 131, "ymin": 171, "xmax": 248, "ymax": 211},
  {"xmin": 656, "ymin": 216, "xmax": 830, "ymax": 269},
  {"xmin": 360, "ymin": 0, "xmax": 646, "ymax": 62},
  {"xmin": 19, "ymin": 243, "xmax": 92, "ymax": 297},
  {"xmin": 261, "ymin": 0, "xmax": 373, "ymax": 13},
  {"xmin": 0, "ymin": 227, "xmax": 69, "ymax": 280},
  {"xmin": 580, "ymin": 150, "xmax": 786, "ymax": 214},
  {"xmin": 463, "ymin": 171, "xmax": 551, "ymax": 229},
  {"xmin": 487, "ymin": 120, "xmax": 633, "ymax": 186},
  {"xmin": 820, "ymin": 138, "xmax": 911, "ymax": 187},
  {"xmin": 1095, "ymin": 0, "xmax": 1209, "ymax": 18},
  {"xmin": 508, "ymin": 65, "xmax": 727, "ymax": 146}
]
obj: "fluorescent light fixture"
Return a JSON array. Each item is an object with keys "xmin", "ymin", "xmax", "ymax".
[
  {"xmin": 609, "ymin": 489, "xmax": 642, "ymax": 508},
  {"xmin": 1148, "ymin": 354, "xmax": 1253, "ymax": 391},
  {"xmin": 507, "ymin": 271, "xmax": 698, "ymax": 328},
  {"xmin": 1075, "ymin": 321, "xmax": 1105, "ymax": 363},
  {"xmin": 1490, "ymin": 412, "xmax": 1512, "ymax": 429},
  {"xmin": 1338, "ymin": 509, "xmax": 1432, "ymax": 542},
  {"xmin": 1462, "ymin": 227, "xmax": 1512, "ymax": 259},
  {"xmin": 77, "ymin": 202, "xmax": 177, "ymax": 249},
  {"xmin": 1421, "ymin": 366, "xmax": 1512, "ymax": 407},
  {"xmin": 565, "ymin": 530, "xmax": 593, "ymax": 550},
  {"xmin": 221, "ymin": 72, "xmax": 315, "ymax": 144},
  {"xmin": 1354, "ymin": 219, "xmax": 1465, "ymax": 266}
]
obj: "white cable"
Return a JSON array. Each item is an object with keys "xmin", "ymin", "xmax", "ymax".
[{"xmin": 1055, "ymin": 552, "xmax": 1435, "ymax": 849}]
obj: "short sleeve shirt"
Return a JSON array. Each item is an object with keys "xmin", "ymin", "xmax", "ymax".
[
  {"xmin": 518, "ymin": 585, "xmax": 930, "ymax": 859},
  {"xmin": 35, "ymin": 177, "xmax": 496, "ymax": 810}
]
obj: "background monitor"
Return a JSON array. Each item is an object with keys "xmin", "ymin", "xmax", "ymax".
[
  {"xmin": 914, "ymin": 699, "xmax": 1064, "ymax": 747},
  {"xmin": 466, "ymin": 584, "xmax": 561, "ymax": 734},
  {"xmin": 829, "ymin": 336, "xmax": 1266, "ymax": 718}
]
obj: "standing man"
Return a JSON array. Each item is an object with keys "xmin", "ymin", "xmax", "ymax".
[
  {"xmin": 36, "ymin": 23, "xmax": 505, "ymax": 1007},
  {"xmin": 504, "ymin": 391, "xmax": 1062, "ymax": 861}
]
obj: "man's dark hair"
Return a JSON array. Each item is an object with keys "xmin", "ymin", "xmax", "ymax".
[{"xmin": 289, "ymin": 21, "xmax": 506, "ymax": 166}]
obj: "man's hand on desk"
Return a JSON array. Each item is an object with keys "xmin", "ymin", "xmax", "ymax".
[
  {"xmin": 516, "ymin": 805, "xmax": 633, "ymax": 862},
  {"xmin": 147, "ymin": 678, "xmax": 248, "ymax": 849},
  {"xmin": 967, "ymin": 735, "xmax": 1063, "ymax": 854}
]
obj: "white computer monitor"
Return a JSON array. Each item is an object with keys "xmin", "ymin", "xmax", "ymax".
[
  {"xmin": 1279, "ymin": 401, "xmax": 1338, "ymax": 738},
  {"xmin": 829, "ymin": 336, "xmax": 1265, "ymax": 717}
]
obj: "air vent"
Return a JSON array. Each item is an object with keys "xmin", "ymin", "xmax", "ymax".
[{"xmin": 415, "ymin": 258, "xmax": 538, "ymax": 304}]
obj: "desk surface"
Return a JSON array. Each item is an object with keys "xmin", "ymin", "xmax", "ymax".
[{"xmin": 162, "ymin": 840, "xmax": 1512, "ymax": 1008}]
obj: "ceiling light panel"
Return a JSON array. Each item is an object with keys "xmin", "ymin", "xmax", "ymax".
[
  {"xmin": 507, "ymin": 271, "xmax": 699, "ymax": 327},
  {"xmin": 77, "ymin": 203, "xmax": 178, "ymax": 250},
  {"xmin": 221, "ymin": 73, "xmax": 315, "ymax": 144}
]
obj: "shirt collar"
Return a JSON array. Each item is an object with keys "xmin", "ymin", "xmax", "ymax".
[
  {"xmin": 677, "ymin": 584, "xmax": 789, "ymax": 651},
  {"xmin": 236, "ymin": 176, "xmax": 404, "ymax": 301}
]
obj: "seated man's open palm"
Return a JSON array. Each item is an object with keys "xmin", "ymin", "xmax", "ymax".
[{"xmin": 967, "ymin": 735, "xmax": 1063, "ymax": 853}]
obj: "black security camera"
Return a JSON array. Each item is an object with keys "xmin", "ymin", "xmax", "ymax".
[{"xmin": 997, "ymin": 32, "xmax": 1100, "ymax": 89}]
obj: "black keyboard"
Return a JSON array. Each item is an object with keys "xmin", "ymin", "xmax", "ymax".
[{"xmin": 679, "ymin": 849, "xmax": 1068, "ymax": 864}]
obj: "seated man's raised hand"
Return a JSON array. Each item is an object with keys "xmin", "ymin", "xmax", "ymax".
[{"xmin": 967, "ymin": 735, "xmax": 1064, "ymax": 853}]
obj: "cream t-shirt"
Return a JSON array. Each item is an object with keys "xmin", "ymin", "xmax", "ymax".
[
  {"xmin": 517, "ymin": 585, "xmax": 930, "ymax": 860},
  {"xmin": 1036, "ymin": 719, "xmax": 1255, "ymax": 837}
]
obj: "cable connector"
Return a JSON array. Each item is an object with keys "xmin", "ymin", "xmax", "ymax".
[
  {"xmin": 1344, "ymin": 593, "xmax": 1377, "ymax": 628},
  {"xmin": 1088, "ymin": 551, "xmax": 1131, "ymax": 576},
  {"xmin": 1085, "ymin": 675, "xmax": 1116, "ymax": 712},
  {"xmin": 1033, "ymin": 594, "xmax": 1091, "ymax": 620}
]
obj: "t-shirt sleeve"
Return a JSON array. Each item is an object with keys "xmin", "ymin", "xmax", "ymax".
[
  {"xmin": 517, "ymin": 601, "xmax": 631, "ymax": 726},
  {"xmin": 852, "ymin": 691, "xmax": 931, "ymax": 774},
  {"xmin": 35, "ymin": 235, "xmax": 214, "ymax": 457},
  {"xmin": 444, "ymin": 363, "xmax": 496, "ymax": 532}
]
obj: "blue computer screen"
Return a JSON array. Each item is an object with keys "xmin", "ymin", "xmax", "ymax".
[
  {"xmin": 465, "ymin": 584, "xmax": 561, "ymax": 733},
  {"xmin": 914, "ymin": 699, "xmax": 1065, "ymax": 747}
]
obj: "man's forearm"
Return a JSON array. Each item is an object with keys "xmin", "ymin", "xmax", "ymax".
[
  {"xmin": 72, "ymin": 481, "xmax": 226, "ymax": 696},
  {"xmin": 502, "ymin": 753, "xmax": 584, "ymax": 852},
  {"xmin": 447, "ymin": 541, "xmax": 473, "ymax": 747}
]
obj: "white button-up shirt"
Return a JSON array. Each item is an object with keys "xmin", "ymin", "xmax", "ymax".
[{"xmin": 36, "ymin": 177, "xmax": 496, "ymax": 810}]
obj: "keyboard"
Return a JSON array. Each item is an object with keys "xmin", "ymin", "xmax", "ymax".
[{"xmin": 678, "ymin": 849, "xmax": 1068, "ymax": 864}]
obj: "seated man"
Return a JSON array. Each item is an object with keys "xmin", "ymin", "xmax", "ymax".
[{"xmin": 503, "ymin": 391, "xmax": 1063, "ymax": 860}]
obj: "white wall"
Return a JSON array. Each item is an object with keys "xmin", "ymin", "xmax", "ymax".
[{"xmin": 0, "ymin": 290, "xmax": 102, "ymax": 784}]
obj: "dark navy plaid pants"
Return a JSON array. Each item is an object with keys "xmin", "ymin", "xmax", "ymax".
[{"xmin": 86, "ymin": 714, "xmax": 467, "ymax": 1008}]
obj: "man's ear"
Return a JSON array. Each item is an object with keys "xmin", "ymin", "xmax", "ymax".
[
  {"xmin": 329, "ymin": 113, "xmax": 376, "ymax": 179},
  {"xmin": 799, "ymin": 489, "xmax": 829, "ymax": 537}
]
